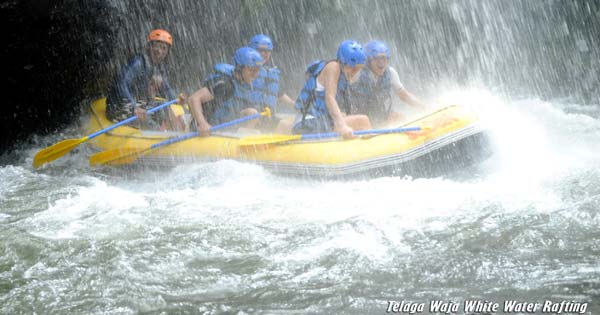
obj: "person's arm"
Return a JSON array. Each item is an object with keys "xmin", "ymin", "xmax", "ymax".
[
  {"xmin": 278, "ymin": 94, "xmax": 295, "ymax": 107},
  {"xmin": 274, "ymin": 67, "xmax": 295, "ymax": 108},
  {"xmin": 118, "ymin": 57, "xmax": 148, "ymax": 120},
  {"xmin": 320, "ymin": 62, "xmax": 354, "ymax": 139},
  {"xmin": 188, "ymin": 87, "xmax": 215, "ymax": 136},
  {"xmin": 389, "ymin": 67, "xmax": 426, "ymax": 112},
  {"xmin": 156, "ymin": 74, "xmax": 188, "ymax": 131},
  {"xmin": 160, "ymin": 74, "xmax": 177, "ymax": 101},
  {"xmin": 397, "ymin": 89, "xmax": 427, "ymax": 112}
]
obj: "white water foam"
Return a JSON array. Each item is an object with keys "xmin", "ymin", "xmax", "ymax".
[{"xmin": 17, "ymin": 91, "xmax": 599, "ymax": 266}]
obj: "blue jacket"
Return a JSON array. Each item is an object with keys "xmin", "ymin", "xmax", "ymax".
[
  {"xmin": 253, "ymin": 65, "xmax": 280, "ymax": 113},
  {"xmin": 294, "ymin": 60, "xmax": 350, "ymax": 121},
  {"xmin": 107, "ymin": 53, "xmax": 176, "ymax": 107},
  {"xmin": 208, "ymin": 63, "xmax": 266, "ymax": 124}
]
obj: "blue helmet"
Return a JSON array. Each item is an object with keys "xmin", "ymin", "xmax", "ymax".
[
  {"xmin": 233, "ymin": 46, "xmax": 264, "ymax": 67},
  {"xmin": 249, "ymin": 34, "xmax": 273, "ymax": 51},
  {"xmin": 365, "ymin": 40, "xmax": 390, "ymax": 59},
  {"xmin": 336, "ymin": 40, "xmax": 366, "ymax": 67}
]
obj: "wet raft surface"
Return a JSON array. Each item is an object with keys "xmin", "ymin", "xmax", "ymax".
[{"xmin": 86, "ymin": 98, "xmax": 493, "ymax": 179}]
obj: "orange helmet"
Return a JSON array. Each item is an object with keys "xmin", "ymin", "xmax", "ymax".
[{"xmin": 147, "ymin": 29, "xmax": 173, "ymax": 46}]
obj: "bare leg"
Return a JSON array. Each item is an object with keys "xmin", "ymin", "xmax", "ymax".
[
  {"xmin": 384, "ymin": 111, "xmax": 405, "ymax": 127},
  {"xmin": 345, "ymin": 114, "xmax": 372, "ymax": 131},
  {"xmin": 239, "ymin": 108, "xmax": 259, "ymax": 129},
  {"xmin": 274, "ymin": 117, "xmax": 294, "ymax": 134}
]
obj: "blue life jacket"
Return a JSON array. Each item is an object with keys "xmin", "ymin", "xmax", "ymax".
[
  {"xmin": 294, "ymin": 60, "xmax": 350, "ymax": 121},
  {"xmin": 210, "ymin": 63, "xmax": 266, "ymax": 123},
  {"xmin": 252, "ymin": 65, "xmax": 280, "ymax": 113},
  {"xmin": 349, "ymin": 66, "xmax": 392, "ymax": 121}
]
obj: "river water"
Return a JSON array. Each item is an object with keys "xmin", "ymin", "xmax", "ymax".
[{"xmin": 1, "ymin": 95, "xmax": 599, "ymax": 314}]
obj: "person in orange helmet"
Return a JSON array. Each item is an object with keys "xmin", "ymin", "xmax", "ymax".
[{"xmin": 106, "ymin": 29, "xmax": 184, "ymax": 131}]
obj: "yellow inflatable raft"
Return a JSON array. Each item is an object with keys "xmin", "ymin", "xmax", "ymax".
[{"xmin": 85, "ymin": 98, "xmax": 492, "ymax": 178}]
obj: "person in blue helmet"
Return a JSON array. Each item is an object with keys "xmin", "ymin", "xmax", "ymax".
[
  {"xmin": 248, "ymin": 34, "xmax": 295, "ymax": 133},
  {"xmin": 348, "ymin": 40, "xmax": 426, "ymax": 125},
  {"xmin": 292, "ymin": 40, "xmax": 372, "ymax": 139},
  {"xmin": 106, "ymin": 29, "xmax": 185, "ymax": 131},
  {"xmin": 187, "ymin": 46, "xmax": 266, "ymax": 136}
]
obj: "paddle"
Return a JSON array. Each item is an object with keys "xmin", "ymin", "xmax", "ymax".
[
  {"xmin": 33, "ymin": 99, "xmax": 178, "ymax": 168},
  {"xmin": 238, "ymin": 126, "xmax": 422, "ymax": 146},
  {"xmin": 89, "ymin": 108, "xmax": 271, "ymax": 167}
]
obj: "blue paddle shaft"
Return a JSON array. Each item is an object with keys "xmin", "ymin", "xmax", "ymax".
[
  {"xmin": 148, "ymin": 114, "xmax": 417, "ymax": 150},
  {"xmin": 300, "ymin": 126, "xmax": 422, "ymax": 140},
  {"xmin": 88, "ymin": 99, "xmax": 178, "ymax": 139},
  {"xmin": 150, "ymin": 111, "xmax": 264, "ymax": 149}
]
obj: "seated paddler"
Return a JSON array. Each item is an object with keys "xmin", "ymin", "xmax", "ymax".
[
  {"xmin": 248, "ymin": 34, "xmax": 295, "ymax": 133},
  {"xmin": 105, "ymin": 29, "xmax": 184, "ymax": 131},
  {"xmin": 348, "ymin": 40, "xmax": 427, "ymax": 126},
  {"xmin": 187, "ymin": 47, "xmax": 268, "ymax": 136},
  {"xmin": 292, "ymin": 40, "xmax": 372, "ymax": 139}
]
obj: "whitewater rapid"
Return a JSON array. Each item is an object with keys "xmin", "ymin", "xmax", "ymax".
[{"xmin": 1, "ymin": 94, "xmax": 599, "ymax": 314}]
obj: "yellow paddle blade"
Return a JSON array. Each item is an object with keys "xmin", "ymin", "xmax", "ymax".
[
  {"xmin": 33, "ymin": 137, "xmax": 88, "ymax": 168},
  {"xmin": 238, "ymin": 134, "xmax": 302, "ymax": 146},
  {"xmin": 89, "ymin": 147, "xmax": 148, "ymax": 167}
]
